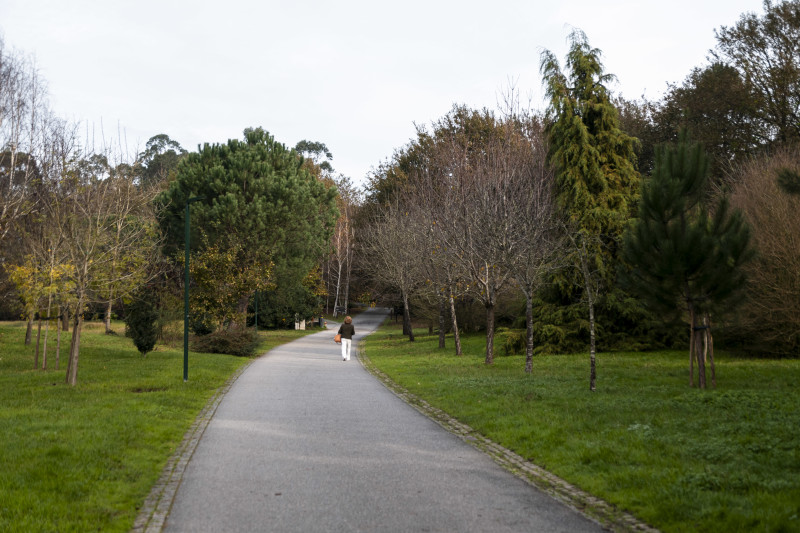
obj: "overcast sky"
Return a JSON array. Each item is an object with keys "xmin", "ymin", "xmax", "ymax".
[{"xmin": 1, "ymin": 0, "xmax": 763, "ymax": 187}]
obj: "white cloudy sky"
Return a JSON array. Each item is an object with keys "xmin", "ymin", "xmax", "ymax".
[{"xmin": 1, "ymin": 0, "xmax": 762, "ymax": 186}]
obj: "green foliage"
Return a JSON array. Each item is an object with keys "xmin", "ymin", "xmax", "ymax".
[
  {"xmin": 655, "ymin": 63, "xmax": 763, "ymax": 181},
  {"xmin": 124, "ymin": 291, "xmax": 158, "ymax": 355},
  {"xmin": 156, "ymin": 127, "xmax": 338, "ymax": 330},
  {"xmin": 622, "ymin": 136, "xmax": 754, "ymax": 318},
  {"xmin": 190, "ymin": 328, "xmax": 260, "ymax": 357},
  {"xmin": 363, "ymin": 325, "xmax": 800, "ymax": 533},
  {"xmin": 498, "ymin": 328, "xmax": 526, "ymax": 356},
  {"xmin": 537, "ymin": 30, "xmax": 655, "ymax": 353},
  {"xmin": 136, "ymin": 134, "xmax": 187, "ymax": 188},
  {"xmin": 540, "ymin": 29, "xmax": 640, "ymax": 261}
]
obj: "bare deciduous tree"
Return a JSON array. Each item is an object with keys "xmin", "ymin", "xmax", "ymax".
[{"xmin": 729, "ymin": 145, "xmax": 800, "ymax": 353}]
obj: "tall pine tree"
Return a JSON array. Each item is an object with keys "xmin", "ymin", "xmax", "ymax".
[{"xmin": 622, "ymin": 136, "xmax": 753, "ymax": 388}]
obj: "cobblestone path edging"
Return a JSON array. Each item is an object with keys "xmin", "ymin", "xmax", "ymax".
[
  {"xmin": 130, "ymin": 359, "xmax": 256, "ymax": 533},
  {"xmin": 357, "ymin": 348, "xmax": 661, "ymax": 533}
]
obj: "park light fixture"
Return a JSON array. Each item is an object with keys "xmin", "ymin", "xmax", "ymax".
[{"xmin": 184, "ymin": 196, "xmax": 205, "ymax": 382}]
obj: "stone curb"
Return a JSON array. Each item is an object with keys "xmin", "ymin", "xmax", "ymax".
[
  {"xmin": 130, "ymin": 359, "xmax": 256, "ymax": 533},
  {"xmin": 357, "ymin": 348, "xmax": 661, "ymax": 533}
]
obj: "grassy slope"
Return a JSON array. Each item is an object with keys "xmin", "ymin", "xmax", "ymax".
[
  {"xmin": 0, "ymin": 321, "xmax": 314, "ymax": 533},
  {"xmin": 363, "ymin": 324, "xmax": 800, "ymax": 533}
]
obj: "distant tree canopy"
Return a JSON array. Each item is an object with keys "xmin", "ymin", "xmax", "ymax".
[
  {"xmin": 713, "ymin": 0, "xmax": 800, "ymax": 145},
  {"xmin": 157, "ymin": 128, "xmax": 338, "ymax": 329},
  {"xmin": 136, "ymin": 134, "xmax": 187, "ymax": 188}
]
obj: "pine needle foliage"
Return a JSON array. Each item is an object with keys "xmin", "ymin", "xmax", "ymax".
[
  {"xmin": 622, "ymin": 135, "xmax": 754, "ymax": 386},
  {"xmin": 536, "ymin": 29, "xmax": 648, "ymax": 352}
]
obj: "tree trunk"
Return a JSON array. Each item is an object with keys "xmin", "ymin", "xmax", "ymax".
[
  {"xmin": 525, "ymin": 290, "xmax": 534, "ymax": 374},
  {"xmin": 691, "ymin": 310, "xmax": 707, "ymax": 389},
  {"xmin": 42, "ymin": 295, "xmax": 53, "ymax": 371},
  {"xmin": 25, "ymin": 313, "xmax": 33, "ymax": 345},
  {"xmin": 332, "ymin": 260, "xmax": 343, "ymax": 317},
  {"xmin": 438, "ymin": 295, "xmax": 446, "ymax": 349},
  {"xmin": 589, "ymin": 292, "xmax": 597, "ymax": 392},
  {"xmin": 448, "ymin": 284, "xmax": 462, "ymax": 356},
  {"xmin": 402, "ymin": 292, "xmax": 414, "ymax": 342},
  {"xmin": 62, "ymin": 307, "xmax": 70, "ymax": 334},
  {"xmin": 485, "ymin": 302, "xmax": 495, "ymax": 365},
  {"xmin": 343, "ymin": 244, "xmax": 353, "ymax": 315},
  {"xmin": 34, "ymin": 314, "xmax": 42, "ymax": 369},
  {"xmin": 688, "ymin": 309, "xmax": 695, "ymax": 387},
  {"xmin": 56, "ymin": 309, "xmax": 62, "ymax": 371},
  {"xmin": 104, "ymin": 297, "xmax": 113, "ymax": 334},
  {"xmin": 66, "ymin": 310, "xmax": 83, "ymax": 386},
  {"xmin": 705, "ymin": 314, "xmax": 716, "ymax": 388},
  {"xmin": 232, "ymin": 293, "xmax": 250, "ymax": 330}
]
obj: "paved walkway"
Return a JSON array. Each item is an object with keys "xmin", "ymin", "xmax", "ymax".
[{"xmin": 149, "ymin": 308, "xmax": 611, "ymax": 532}]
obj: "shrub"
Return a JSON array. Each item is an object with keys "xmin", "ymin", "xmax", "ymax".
[
  {"xmin": 191, "ymin": 328, "xmax": 259, "ymax": 357},
  {"xmin": 500, "ymin": 329, "xmax": 526, "ymax": 356},
  {"xmin": 125, "ymin": 295, "xmax": 159, "ymax": 356}
]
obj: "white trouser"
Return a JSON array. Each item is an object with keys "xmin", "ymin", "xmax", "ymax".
[{"xmin": 341, "ymin": 338, "xmax": 352, "ymax": 360}]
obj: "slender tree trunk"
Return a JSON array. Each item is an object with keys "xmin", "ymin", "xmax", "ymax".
[
  {"xmin": 34, "ymin": 314, "xmax": 42, "ymax": 369},
  {"xmin": 332, "ymin": 260, "xmax": 343, "ymax": 317},
  {"xmin": 589, "ymin": 292, "xmax": 597, "ymax": 392},
  {"xmin": 343, "ymin": 243, "xmax": 353, "ymax": 315},
  {"xmin": 104, "ymin": 297, "xmax": 113, "ymax": 334},
  {"xmin": 525, "ymin": 290, "xmax": 534, "ymax": 374},
  {"xmin": 42, "ymin": 295, "xmax": 53, "ymax": 371},
  {"xmin": 56, "ymin": 308, "xmax": 62, "ymax": 371},
  {"xmin": 688, "ymin": 308, "xmax": 695, "ymax": 387},
  {"xmin": 402, "ymin": 291, "xmax": 414, "ymax": 342},
  {"xmin": 438, "ymin": 295, "xmax": 446, "ymax": 349},
  {"xmin": 485, "ymin": 301, "xmax": 495, "ymax": 365},
  {"xmin": 25, "ymin": 313, "xmax": 33, "ymax": 345},
  {"xmin": 62, "ymin": 306, "xmax": 70, "ymax": 334},
  {"xmin": 66, "ymin": 309, "xmax": 83, "ymax": 386},
  {"xmin": 233, "ymin": 294, "xmax": 250, "ymax": 330},
  {"xmin": 692, "ymin": 311, "xmax": 707, "ymax": 389},
  {"xmin": 705, "ymin": 314, "xmax": 716, "ymax": 388},
  {"xmin": 448, "ymin": 284, "xmax": 462, "ymax": 356}
]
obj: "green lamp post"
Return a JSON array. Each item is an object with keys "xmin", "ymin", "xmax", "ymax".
[{"xmin": 184, "ymin": 196, "xmax": 205, "ymax": 382}]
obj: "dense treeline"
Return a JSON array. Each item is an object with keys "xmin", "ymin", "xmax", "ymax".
[{"xmin": 357, "ymin": 0, "xmax": 800, "ymax": 368}]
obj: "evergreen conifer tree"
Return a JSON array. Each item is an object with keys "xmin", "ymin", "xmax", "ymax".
[
  {"xmin": 622, "ymin": 136, "xmax": 754, "ymax": 388},
  {"xmin": 537, "ymin": 29, "xmax": 645, "ymax": 353},
  {"xmin": 126, "ymin": 292, "xmax": 159, "ymax": 356}
]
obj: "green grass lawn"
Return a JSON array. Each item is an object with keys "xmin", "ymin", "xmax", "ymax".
[
  {"xmin": 363, "ymin": 323, "xmax": 800, "ymax": 533},
  {"xmin": 0, "ymin": 320, "xmax": 314, "ymax": 533}
]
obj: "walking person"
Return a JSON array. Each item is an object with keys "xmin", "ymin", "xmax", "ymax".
[{"xmin": 338, "ymin": 316, "xmax": 355, "ymax": 361}]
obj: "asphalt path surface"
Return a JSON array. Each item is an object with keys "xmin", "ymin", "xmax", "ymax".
[{"xmin": 163, "ymin": 308, "xmax": 604, "ymax": 532}]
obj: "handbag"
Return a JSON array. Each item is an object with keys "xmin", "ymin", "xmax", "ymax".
[{"xmin": 334, "ymin": 333, "xmax": 342, "ymax": 344}]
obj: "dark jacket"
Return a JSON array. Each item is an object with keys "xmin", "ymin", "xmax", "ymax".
[{"xmin": 338, "ymin": 323, "xmax": 355, "ymax": 340}]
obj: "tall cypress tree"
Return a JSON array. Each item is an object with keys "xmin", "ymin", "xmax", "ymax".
[
  {"xmin": 537, "ymin": 30, "xmax": 644, "ymax": 352},
  {"xmin": 622, "ymin": 136, "xmax": 753, "ymax": 388}
]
